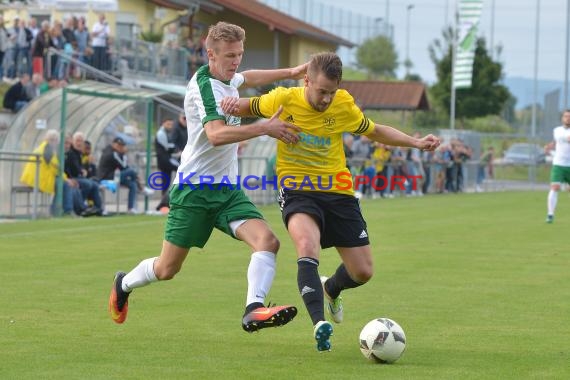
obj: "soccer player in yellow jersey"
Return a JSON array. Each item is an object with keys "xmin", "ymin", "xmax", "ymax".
[{"xmin": 222, "ymin": 52, "xmax": 440, "ymax": 351}]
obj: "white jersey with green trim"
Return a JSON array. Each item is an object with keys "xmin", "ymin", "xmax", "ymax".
[
  {"xmin": 552, "ymin": 126, "xmax": 570, "ymax": 167},
  {"xmin": 173, "ymin": 65, "xmax": 244, "ymax": 186}
]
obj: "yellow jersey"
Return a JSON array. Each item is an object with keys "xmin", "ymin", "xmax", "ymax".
[{"xmin": 250, "ymin": 86, "xmax": 375, "ymax": 195}]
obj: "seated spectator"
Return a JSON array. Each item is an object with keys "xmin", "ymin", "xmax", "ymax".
[
  {"xmin": 20, "ymin": 129, "xmax": 84, "ymax": 216},
  {"xmin": 3, "ymin": 73, "xmax": 31, "ymax": 112},
  {"xmin": 64, "ymin": 131, "xmax": 103, "ymax": 215},
  {"xmin": 82, "ymin": 140, "xmax": 97, "ymax": 179},
  {"xmin": 97, "ymin": 137, "xmax": 154, "ymax": 214},
  {"xmin": 25, "ymin": 73, "xmax": 44, "ymax": 100}
]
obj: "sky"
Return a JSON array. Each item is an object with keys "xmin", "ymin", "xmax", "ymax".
[{"xmin": 262, "ymin": 0, "xmax": 569, "ymax": 85}]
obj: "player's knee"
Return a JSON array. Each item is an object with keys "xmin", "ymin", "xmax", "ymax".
[
  {"xmin": 294, "ymin": 235, "xmax": 320, "ymax": 256},
  {"xmin": 353, "ymin": 267, "xmax": 373, "ymax": 284},
  {"xmin": 256, "ymin": 231, "xmax": 280, "ymax": 253}
]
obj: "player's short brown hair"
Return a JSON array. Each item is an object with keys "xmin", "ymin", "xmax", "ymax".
[
  {"xmin": 308, "ymin": 52, "xmax": 343, "ymax": 83},
  {"xmin": 206, "ymin": 22, "xmax": 246, "ymax": 51}
]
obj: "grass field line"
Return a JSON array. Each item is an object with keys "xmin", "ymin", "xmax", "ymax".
[{"xmin": 0, "ymin": 218, "xmax": 161, "ymax": 238}]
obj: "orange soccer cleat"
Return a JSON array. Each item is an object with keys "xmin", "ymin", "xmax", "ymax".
[
  {"xmin": 109, "ymin": 271, "xmax": 130, "ymax": 324},
  {"xmin": 242, "ymin": 304, "xmax": 297, "ymax": 332}
]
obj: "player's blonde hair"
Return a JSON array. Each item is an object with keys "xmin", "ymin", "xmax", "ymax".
[
  {"xmin": 308, "ymin": 52, "xmax": 343, "ymax": 83},
  {"xmin": 205, "ymin": 22, "xmax": 246, "ymax": 51}
]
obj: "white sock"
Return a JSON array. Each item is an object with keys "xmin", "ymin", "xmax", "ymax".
[
  {"xmin": 122, "ymin": 257, "xmax": 158, "ymax": 292},
  {"xmin": 246, "ymin": 251, "xmax": 276, "ymax": 307},
  {"xmin": 547, "ymin": 190, "xmax": 558, "ymax": 216}
]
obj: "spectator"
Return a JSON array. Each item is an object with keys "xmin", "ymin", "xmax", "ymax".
[
  {"xmin": 97, "ymin": 137, "xmax": 154, "ymax": 214},
  {"xmin": 350, "ymin": 135, "xmax": 371, "ymax": 176},
  {"xmin": 160, "ymin": 24, "xmax": 179, "ymax": 76},
  {"xmin": 20, "ymin": 129, "xmax": 83, "ymax": 216},
  {"xmin": 432, "ymin": 146, "xmax": 446, "ymax": 194},
  {"xmin": 31, "ymin": 20, "xmax": 53, "ymax": 78},
  {"xmin": 82, "ymin": 140, "xmax": 97, "ymax": 179},
  {"xmin": 24, "ymin": 72, "xmax": 44, "ymax": 99},
  {"xmin": 74, "ymin": 17, "xmax": 90, "ymax": 65},
  {"xmin": 476, "ymin": 146, "xmax": 494, "ymax": 192},
  {"xmin": 28, "ymin": 17, "xmax": 39, "ymax": 47},
  {"xmin": 3, "ymin": 17, "xmax": 17, "ymax": 79},
  {"xmin": 49, "ymin": 22, "xmax": 65, "ymax": 79},
  {"xmin": 0, "ymin": 16, "xmax": 8, "ymax": 79},
  {"xmin": 14, "ymin": 18, "xmax": 33, "ymax": 77},
  {"xmin": 421, "ymin": 149, "xmax": 434, "ymax": 194},
  {"xmin": 155, "ymin": 118, "xmax": 179, "ymax": 195},
  {"xmin": 371, "ymin": 142, "xmax": 391, "ymax": 198},
  {"xmin": 91, "ymin": 13, "xmax": 110, "ymax": 72},
  {"xmin": 3, "ymin": 73, "xmax": 31, "ymax": 112},
  {"xmin": 64, "ymin": 131, "xmax": 103, "ymax": 215},
  {"xmin": 170, "ymin": 112, "xmax": 188, "ymax": 153}
]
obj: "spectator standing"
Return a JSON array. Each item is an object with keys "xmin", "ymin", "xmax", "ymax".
[
  {"xmin": 170, "ymin": 112, "xmax": 188, "ymax": 153},
  {"xmin": 476, "ymin": 146, "xmax": 494, "ymax": 192},
  {"xmin": 91, "ymin": 13, "xmax": 110, "ymax": 72},
  {"xmin": 371, "ymin": 142, "xmax": 391, "ymax": 198},
  {"xmin": 74, "ymin": 18, "xmax": 90, "ymax": 65},
  {"xmin": 14, "ymin": 19, "xmax": 32, "ymax": 77},
  {"xmin": 3, "ymin": 17, "xmax": 17, "ymax": 79},
  {"xmin": 31, "ymin": 20, "xmax": 53, "ymax": 77},
  {"xmin": 0, "ymin": 16, "xmax": 8, "ymax": 79},
  {"xmin": 155, "ymin": 118, "xmax": 179, "ymax": 195},
  {"xmin": 49, "ymin": 22, "xmax": 65, "ymax": 79}
]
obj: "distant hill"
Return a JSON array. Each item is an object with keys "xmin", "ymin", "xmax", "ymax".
[{"xmin": 503, "ymin": 76, "xmax": 567, "ymax": 110}]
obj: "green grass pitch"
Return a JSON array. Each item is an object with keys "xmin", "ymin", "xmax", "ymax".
[{"xmin": 1, "ymin": 191, "xmax": 569, "ymax": 379}]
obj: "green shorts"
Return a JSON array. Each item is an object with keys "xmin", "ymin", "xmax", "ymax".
[
  {"xmin": 164, "ymin": 185, "xmax": 264, "ymax": 249},
  {"xmin": 550, "ymin": 165, "xmax": 570, "ymax": 184}
]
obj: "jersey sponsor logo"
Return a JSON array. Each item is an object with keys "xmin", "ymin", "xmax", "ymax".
[
  {"xmin": 285, "ymin": 115, "xmax": 295, "ymax": 123},
  {"xmin": 298, "ymin": 132, "xmax": 331, "ymax": 147}
]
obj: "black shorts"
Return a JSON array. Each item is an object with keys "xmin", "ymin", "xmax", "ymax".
[{"xmin": 279, "ymin": 189, "xmax": 370, "ymax": 249}]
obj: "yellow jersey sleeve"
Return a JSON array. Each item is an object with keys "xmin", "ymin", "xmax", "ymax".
[
  {"xmin": 250, "ymin": 87, "xmax": 291, "ymax": 119},
  {"xmin": 334, "ymin": 90, "xmax": 375, "ymax": 135}
]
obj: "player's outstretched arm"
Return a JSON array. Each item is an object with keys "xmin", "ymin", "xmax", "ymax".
[
  {"xmin": 366, "ymin": 124, "xmax": 441, "ymax": 151},
  {"xmin": 241, "ymin": 62, "xmax": 308, "ymax": 88},
  {"xmin": 204, "ymin": 106, "xmax": 300, "ymax": 146}
]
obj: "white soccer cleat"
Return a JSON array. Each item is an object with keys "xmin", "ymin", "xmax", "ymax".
[{"xmin": 320, "ymin": 276, "xmax": 343, "ymax": 323}]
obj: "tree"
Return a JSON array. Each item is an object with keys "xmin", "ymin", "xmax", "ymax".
[
  {"xmin": 356, "ymin": 35, "xmax": 398, "ymax": 79},
  {"xmin": 429, "ymin": 29, "xmax": 510, "ymax": 124}
]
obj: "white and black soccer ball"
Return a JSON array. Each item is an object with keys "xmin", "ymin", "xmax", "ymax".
[{"xmin": 359, "ymin": 318, "xmax": 406, "ymax": 363}]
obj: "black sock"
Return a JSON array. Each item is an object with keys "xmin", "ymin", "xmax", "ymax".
[
  {"xmin": 325, "ymin": 264, "xmax": 363, "ymax": 300},
  {"xmin": 297, "ymin": 257, "xmax": 324, "ymax": 325}
]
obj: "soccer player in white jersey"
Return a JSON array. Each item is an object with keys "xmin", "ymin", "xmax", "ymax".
[
  {"xmin": 545, "ymin": 109, "xmax": 570, "ymax": 223},
  {"xmin": 109, "ymin": 22, "xmax": 307, "ymax": 332}
]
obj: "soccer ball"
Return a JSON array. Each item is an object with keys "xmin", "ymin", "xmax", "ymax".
[{"xmin": 359, "ymin": 318, "xmax": 406, "ymax": 363}]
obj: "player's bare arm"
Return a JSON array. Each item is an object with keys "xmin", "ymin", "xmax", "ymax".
[
  {"xmin": 241, "ymin": 62, "xmax": 308, "ymax": 88},
  {"xmin": 204, "ymin": 106, "xmax": 300, "ymax": 146},
  {"xmin": 366, "ymin": 124, "xmax": 440, "ymax": 151}
]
